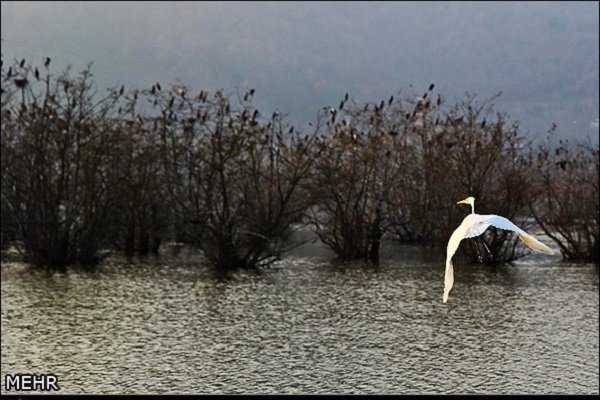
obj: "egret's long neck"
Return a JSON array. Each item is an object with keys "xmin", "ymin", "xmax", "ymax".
[{"xmin": 470, "ymin": 202, "xmax": 475, "ymax": 214}]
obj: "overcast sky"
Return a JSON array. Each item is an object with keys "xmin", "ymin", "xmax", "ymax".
[{"xmin": 2, "ymin": 1, "xmax": 598, "ymax": 142}]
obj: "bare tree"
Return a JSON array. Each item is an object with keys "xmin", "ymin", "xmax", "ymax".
[
  {"xmin": 305, "ymin": 97, "xmax": 409, "ymax": 263},
  {"xmin": 151, "ymin": 86, "xmax": 318, "ymax": 270},
  {"xmin": 418, "ymin": 94, "xmax": 537, "ymax": 262},
  {"xmin": 531, "ymin": 136, "xmax": 599, "ymax": 262},
  {"xmin": 105, "ymin": 92, "xmax": 166, "ymax": 256},
  {"xmin": 1, "ymin": 60, "xmax": 125, "ymax": 268},
  {"xmin": 304, "ymin": 90, "xmax": 538, "ymax": 263}
]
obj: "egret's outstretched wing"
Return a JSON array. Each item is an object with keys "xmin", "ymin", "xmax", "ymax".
[
  {"xmin": 443, "ymin": 259, "xmax": 454, "ymax": 304},
  {"xmin": 443, "ymin": 213, "xmax": 553, "ymax": 303},
  {"xmin": 443, "ymin": 198, "xmax": 555, "ymax": 304},
  {"xmin": 464, "ymin": 222, "xmax": 490, "ymax": 238},
  {"xmin": 517, "ymin": 231, "xmax": 554, "ymax": 254},
  {"xmin": 485, "ymin": 215, "xmax": 522, "ymax": 233},
  {"xmin": 486, "ymin": 215, "xmax": 554, "ymax": 255},
  {"xmin": 443, "ymin": 224, "xmax": 467, "ymax": 303}
]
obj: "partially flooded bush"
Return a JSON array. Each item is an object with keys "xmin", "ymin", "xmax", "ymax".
[
  {"xmin": 415, "ymin": 95, "xmax": 537, "ymax": 262},
  {"xmin": 304, "ymin": 94, "xmax": 411, "ymax": 263},
  {"xmin": 2, "ymin": 56, "xmax": 597, "ymax": 269},
  {"xmin": 1, "ymin": 60, "xmax": 126, "ymax": 268},
  {"xmin": 150, "ymin": 86, "xmax": 317, "ymax": 270},
  {"xmin": 531, "ymin": 137, "xmax": 599, "ymax": 262},
  {"xmin": 104, "ymin": 103, "xmax": 166, "ymax": 256},
  {"xmin": 305, "ymin": 90, "xmax": 538, "ymax": 263}
]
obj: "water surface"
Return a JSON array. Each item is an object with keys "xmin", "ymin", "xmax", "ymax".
[{"xmin": 1, "ymin": 245, "xmax": 598, "ymax": 394}]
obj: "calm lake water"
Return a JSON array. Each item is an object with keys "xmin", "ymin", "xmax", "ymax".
[{"xmin": 1, "ymin": 242, "xmax": 598, "ymax": 394}]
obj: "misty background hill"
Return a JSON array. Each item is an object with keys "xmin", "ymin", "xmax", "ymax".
[{"xmin": 1, "ymin": 1, "xmax": 598, "ymax": 143}]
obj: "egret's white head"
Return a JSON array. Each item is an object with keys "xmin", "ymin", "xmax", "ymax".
[{"xmin": 456, "ymin": 196, "xmax": 475, "ymax": 206}]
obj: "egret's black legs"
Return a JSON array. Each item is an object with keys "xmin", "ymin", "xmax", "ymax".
[
  {"xmin": 481, "ymin": 238, "xmax": 493, "ymax": 260},
  {"xmin": 473, "ymin": 240, "xmax": 483, "ymax": 263}
]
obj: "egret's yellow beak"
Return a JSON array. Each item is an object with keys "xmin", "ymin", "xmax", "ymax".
[{"xmin": 457, "ymin": 198, "xmax": 470, "ymax": 205}]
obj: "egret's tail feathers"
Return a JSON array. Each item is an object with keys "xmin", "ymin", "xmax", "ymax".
[
  {"xmin": 443, "ymin": 260, "xmax": 454, "ymax": 303},
  {"xmin": 518, "ymin": 231, "xmax": 554, "ymax": 255}
]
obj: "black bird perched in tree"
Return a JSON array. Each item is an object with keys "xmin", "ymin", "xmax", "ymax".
[
  {"xmin": 13, "ymin": 78, "xmax": 28, "ymax": 88},
  {"xmin": 156, "ymin": 82, "xmax": 162, "ymax": 91},
  {"xmin": 330, "ymin": 107, "xmax": 337, "ymax": 122},
  {"xmin": 119, "ymin": 85, "xmax": 124, "ymax": 95},
  {"xmin": 19, "ymin": 59, "xmax": 26, "ymax": 68},
  {"xmin": 388, "ymin": 95, "xmax": 394, "ymax": 106},
  {"xmin": 429, "ymin": 83, "xmax": 435, "ymax": 91},
  {"xmin": 556, "ymin": 160, "xmax": 567, "ymax": 170},
  {"xmin": 34, "ymin": 68, "xmax": 40, "ymax": 80},
  {"xmin": 44, "ymin": 57, "xmax": 51, "ymax": 67},
  {"xmin": 344, "ymin": 92, "xmax": 349, "ymax": 102}
]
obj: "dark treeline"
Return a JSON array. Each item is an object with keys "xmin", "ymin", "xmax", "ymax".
[{"xmin": 1, "ymin": 59, "xmax": 598, "ymax": 270}]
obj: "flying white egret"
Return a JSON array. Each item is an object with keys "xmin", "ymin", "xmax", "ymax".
[{"xmin": 443, "ymin": 196, "xmax": 554, "ymax": 303}]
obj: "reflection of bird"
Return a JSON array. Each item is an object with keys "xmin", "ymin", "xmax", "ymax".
[{"xmin": 443, "ymin": 196, "xmax": 553, "ymax": 303}]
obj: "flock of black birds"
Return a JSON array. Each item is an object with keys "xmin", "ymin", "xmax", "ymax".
[
  {"xmin": 3, "ymin": 57, "xmax": 51, "ymax": 90},
  {"xmin": 0, "ymin": 58, "xmax": 581, "ymax": 174}
]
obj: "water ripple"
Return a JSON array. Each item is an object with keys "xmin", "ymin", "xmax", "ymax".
[{"xmin": 1, "ymin": 253, "xmax": 598, "ymax": 394}]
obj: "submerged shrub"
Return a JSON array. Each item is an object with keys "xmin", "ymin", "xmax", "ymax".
[
  {"xmin": 1, "ymin": 61, "xmax": 126, "ymax": 268},
  {"xmin": 2, "ymin": 56, "xmax": 597, "ymax": 269},
  {"xmin": 305, "ymin": 90, "xmax": 539, "ymax": 263},
  {"xmin": 531, "ymin": 137, "xmax": 599, "ymax": 262},
  {"xmin": 151, "ymin": 86, "xmax": 318, "ymax": 270},
  {"xmin": 304, "ymin": 95, "xmax": 410, "ymax": 263}
]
